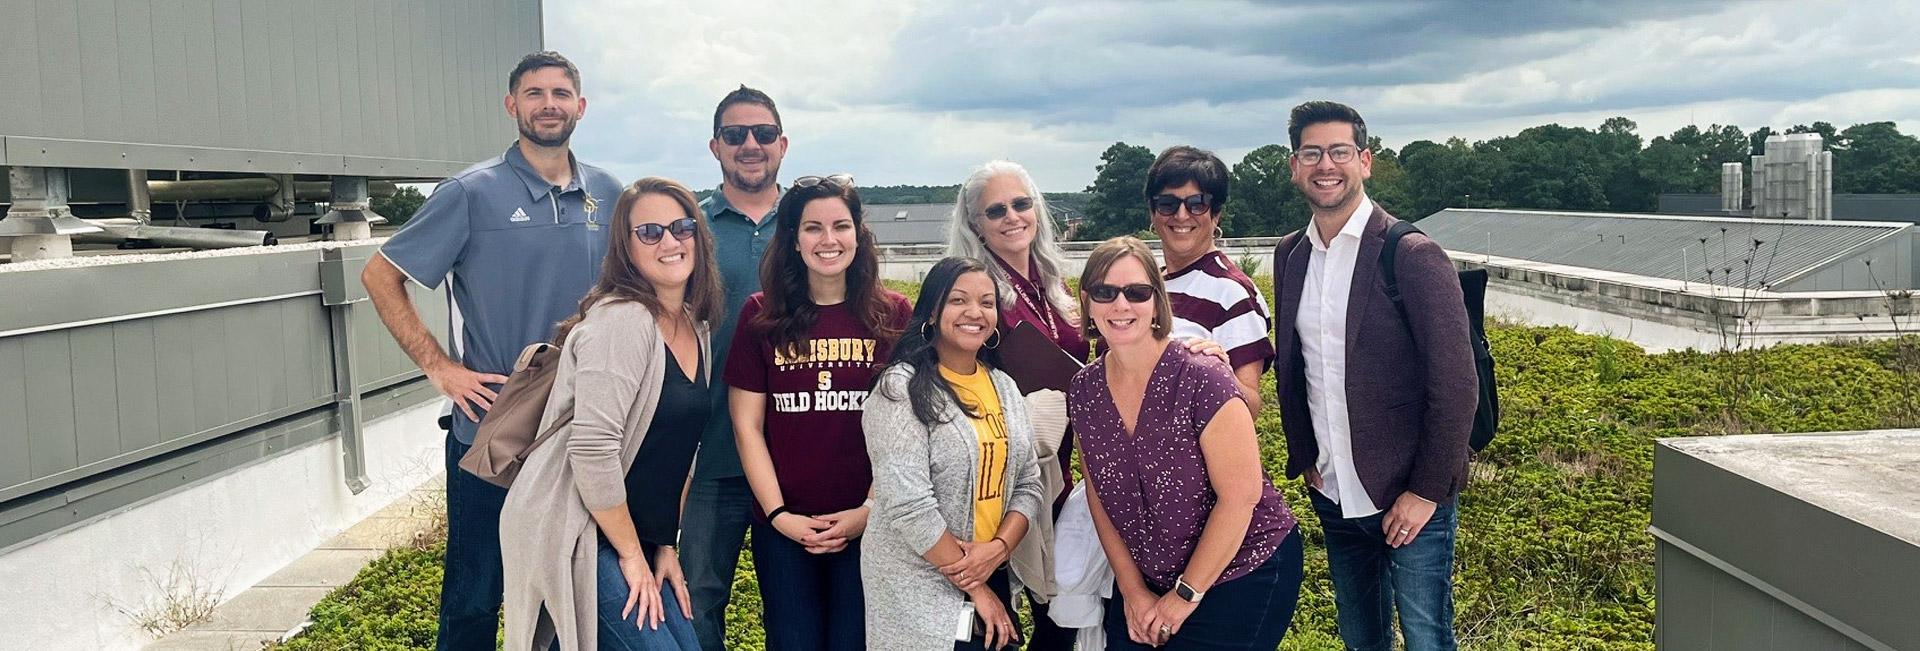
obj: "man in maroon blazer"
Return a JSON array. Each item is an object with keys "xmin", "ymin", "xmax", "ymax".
[{"xmin": 1272, "ymin": 101, "xmax": 1478, "ymax": 651}]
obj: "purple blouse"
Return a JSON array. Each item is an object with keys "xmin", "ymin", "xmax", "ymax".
[{"xmin": 1069, "ymin": 343, "xmax": 1296, "ymax": 590}]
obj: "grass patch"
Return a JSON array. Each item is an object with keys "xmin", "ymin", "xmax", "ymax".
[{"xmin": 280, "ymin": 277, "xmax": 1920, "ymax": 650}]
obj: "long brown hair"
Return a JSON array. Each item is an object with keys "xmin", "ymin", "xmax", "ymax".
[
  {"xmin": 552, "ymin": 178, "xmax": 725, "ymax": 344},
  {"xmin": 751, "ymin": 180, "xmax": 903, "ymax": 355}
]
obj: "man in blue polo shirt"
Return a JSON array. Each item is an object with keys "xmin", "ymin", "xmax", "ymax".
[
  {"xmin": 361, "ymin": 51, "xmax": 622, "ymax": 651},
  {"xmin": 681, "ymin": 84, "xmax": 787, "ymax": 651}
]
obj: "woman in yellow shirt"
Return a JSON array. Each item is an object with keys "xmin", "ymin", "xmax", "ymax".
[{"xmin": 862, "ymin": 257, "xmax": 1046, "ymax": 650}]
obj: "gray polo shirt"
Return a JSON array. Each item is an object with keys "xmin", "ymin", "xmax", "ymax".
[
  {"xmin": 380, "ymin": 143, "xmax": 623, "ymax": 444},
  {"xmin": 695, "ymin": 187, "xmax": 779, "ymax": 480}
]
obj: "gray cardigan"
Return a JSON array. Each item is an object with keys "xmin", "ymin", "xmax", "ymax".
[
  {"xmin": 498, "ymin": 299, "xmax": 710, "ymax": 651},
  {"xmin": 861, "ymin": 364, "xmax": 1046, "ymax": 651}
]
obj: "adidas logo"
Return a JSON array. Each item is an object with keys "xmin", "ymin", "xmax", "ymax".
[{"xmin": 509, "ymin": 207, "xmax": 530, "ymax": 222}]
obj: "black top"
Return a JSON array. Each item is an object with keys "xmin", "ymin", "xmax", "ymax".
[{"xmin": 624, "ymin": 342, "xmax": 710, "ymax": 548}]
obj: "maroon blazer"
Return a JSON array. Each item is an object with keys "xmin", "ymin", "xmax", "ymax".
[{"xmin": 1272, "ymin": 204, "xmax": 1478, "ymax": 507}]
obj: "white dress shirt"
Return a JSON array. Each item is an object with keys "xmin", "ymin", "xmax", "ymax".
[{"xmin": 1296, "ymin": 196, "xmax": 1380, "ymax": 519}]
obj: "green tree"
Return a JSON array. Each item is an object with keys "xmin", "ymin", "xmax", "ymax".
[
  {"xmin": 373, "ymin": 185, "xmax": 427, "ymax": 225},
  {"xmin": 1367, "ymin": 139, "xmax": 1416, "ymax": 220},
  {"xmin": 1401, "ymin": 137, "xmax": 1492, "ymax": 218},
  {"xmin": 1222, "ymin": 144, "xmax": 1307, "ymax": 237},
  {"xmin": 1077, "ymin": 142, "xmax": 1155, "ymax": 240},
  {"xmin": 1833, "ymin": 121, "xmax": 1920, "ymax": 193}
]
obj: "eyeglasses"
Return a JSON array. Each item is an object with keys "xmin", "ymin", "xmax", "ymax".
[
  {"xmin": 716, "ymin": 123, "xmax": 782, "ymax": 146},
  {"xmin": 1150, "ymin": 193, "xmax": 1213, "ymax": 217},
  {"xmin": 632, "ymin": 216, "xmax": 698, "ymax": 245},
  {"xmin": 982, "ymin": 196, "xmax": 1034, "ymax": 220},
  {"xmin": 793, "ymin": 174, "xmax": 854, "ymax": 190},
  {"xmin": 1293, "ymin": 144, "xmax": 1359, "ymax": 166},
  {"xmin": 1086, "ymin": 283, "xmax": 1155, "ymax": 304}
]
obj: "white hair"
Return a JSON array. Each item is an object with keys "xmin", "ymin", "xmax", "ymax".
[{"xmin": 945, "ymin": 160, "xmax": 1079, "ymax": 324}]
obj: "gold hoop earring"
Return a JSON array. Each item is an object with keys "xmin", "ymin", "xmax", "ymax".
[{"xmin": 984, "ymin": 328, "xmax": 1002, "ymax": 349}]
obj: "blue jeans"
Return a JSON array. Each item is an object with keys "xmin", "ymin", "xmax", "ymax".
[
  {"xmin": 1309, "ymin": 489, "xmax": 1459, "ymax": 651},
  {"xmin": 678, "ymin": 476, "xmax": 753, "ymax": 651},
  {"xmin": 440, "ymin": 433, "xmax": 508, "ymax": 650},
  {"xmin": 596, "ymin": 541, "xmax": 700, "ymax": 650},
  {"xmin": 750, "ymin": 524, "xmax": 865, "ymax": 650},
  {"xmin": 1102, "ymin": 531, "xmax": 1304, "ymax": 650}
]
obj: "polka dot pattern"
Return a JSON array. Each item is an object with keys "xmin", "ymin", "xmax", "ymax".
[{"xmin": 1069, "ymin": 344, "xmax": 1298, "ymax": 590}]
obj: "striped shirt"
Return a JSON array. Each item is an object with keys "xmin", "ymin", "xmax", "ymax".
[{"xmin": 1166, "ymin": 250, "xmax": 1276, "ymax": 372}]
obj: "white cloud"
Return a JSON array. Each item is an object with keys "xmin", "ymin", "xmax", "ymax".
[{"xmin": 539, "ymin": 0, "xmax": 1920, "ymax": 191}]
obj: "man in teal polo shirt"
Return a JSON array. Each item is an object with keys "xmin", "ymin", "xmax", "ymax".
[
  {"xmin": 682, "ymin": 85, "xmax": 786, "ymax": 651},
  {"xmin": 362, "ymin": 51, "xmax": 622, "ymax": 650}
]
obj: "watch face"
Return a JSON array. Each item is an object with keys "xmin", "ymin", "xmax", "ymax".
[{"xmin": 1175, "ymin": 582, "xmax": 1197, "ymax": 601}]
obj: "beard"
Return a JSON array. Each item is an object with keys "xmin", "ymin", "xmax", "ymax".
[
  {"xmin": 518, "ymin": 113, "xmax": 577, "ymax": 148},
  {"xmin": 1302, "ymin": 178, "xmax": 1362, "ymax": 212},
  {"xmin": 725, "ymin": 159, "xmax": 780, "ymax": 193}
]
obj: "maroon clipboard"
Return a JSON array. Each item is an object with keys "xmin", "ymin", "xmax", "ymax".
[{"xmin": 996, "ymin": 320, "xmax": 1084, "ymax": 394}]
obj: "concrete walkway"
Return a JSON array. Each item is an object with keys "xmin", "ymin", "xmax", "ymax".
[{"xmin": 145, "ymin": 475, "xmax": 447, "ymax": 650}]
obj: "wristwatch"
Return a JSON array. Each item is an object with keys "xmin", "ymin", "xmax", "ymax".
[{"xmin": 1173, "ymin": 575, "xmax": 1205, "ymax": 603}]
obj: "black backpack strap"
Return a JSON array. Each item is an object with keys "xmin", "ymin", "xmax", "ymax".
[{"xmin": 1380, "ymin": 220, "xmax": 1423, "ymax": 320}]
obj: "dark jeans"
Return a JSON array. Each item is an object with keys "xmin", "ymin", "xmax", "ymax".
[
  {"xmin": 1024, "ymin": 588, "xmax": 1074, "ymax": 650},
  {"xmin": 594, "ymin": 540, "xmax": 700, "ymax": 650},
  {"xmin": 1103, "ymin": 531, "xmax": 1304, "ymax": 650},
  {"xmin": 955, "ymin": 567, "xmax": 1022, "ymax": 651},
  {"xmin": 679, "ymin": 476, "xmax": 753, "ymax": 651},
  {"xmin": 1309, "ymin": 490, "xmax": 1459, "ymax": 651},
  {"xmin": 439, "ymin": 433, "xmax": 509, "ymax": 651},
  {"xmin": 749, "ymin": 523, "xmax": 865, "ymax": 650}
]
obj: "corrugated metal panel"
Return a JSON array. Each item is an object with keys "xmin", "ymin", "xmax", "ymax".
[
  {"xmin": 1418, "ymin": 209, "xmax": 1909, "ymax": 290},
  {"xmin": 0, "ymin": 0, "xmax": 541, "ymax": 176},
  {"xmin": 0, "ymin": 245, "xmax": 442, "ymax": 503}
]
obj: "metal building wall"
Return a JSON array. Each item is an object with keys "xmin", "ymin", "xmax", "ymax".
[
  {"xmin": 0, "ymin": 244, "xmax": 444, "ymax": 548},
  {"xmin": 1654, "ymin": 434, "xmax": 1920, "ymax": 650},
  {"xmin": 0, "ymin": 0, "xmax": 541, "ymax": 178}
]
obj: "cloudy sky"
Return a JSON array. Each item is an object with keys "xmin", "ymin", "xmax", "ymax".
[{"xmin": 545, "ymin": 0, "xmax": 1920, "ymax": 191}]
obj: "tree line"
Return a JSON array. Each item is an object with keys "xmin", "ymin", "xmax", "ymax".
[{"xmin": 1074, "ymin": 118, "xmax": 1920, "ymax": 241}]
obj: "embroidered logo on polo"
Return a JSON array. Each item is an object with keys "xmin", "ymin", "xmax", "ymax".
[{"xmin": 509, "ymin": 207, "xmax": 530, "ymax": 222}]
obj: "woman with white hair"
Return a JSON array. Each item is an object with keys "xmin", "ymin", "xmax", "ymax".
[{"xmin": 945, "ymin": 160, "xmax": 1082, "ymax": 649}]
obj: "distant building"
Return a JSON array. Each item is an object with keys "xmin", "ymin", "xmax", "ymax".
[
  {"xmin": 1418, "ymin": 208, "xmax": 1916, "ymax": 292},
  {"xmin": 1658, "ymin": 132, "xmax": 1920, "ymax": 224},
  {"xmin": 1413, "ymin": 208, "xmax": 1920, "ymax": 352},
  {"xmin": 864, "ymin": 203, "xmax": 954, "ymax": 246}
]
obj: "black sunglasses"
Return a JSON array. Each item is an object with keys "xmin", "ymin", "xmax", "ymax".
[
  {"xmin": 716, "ymin": 123, "xmax": 782, "ymax": 146},
  {"xmin": 1151, "ymin": 193, "xmax": 1214, "ymax": 217},
  {"xmin": 982, "ymin": 196, "xmax": 1035, "ymax": 220},
  {"xmin": 793, "ymin": 174, "xmax": 854, "ymax": 190},
  {"xmin": 1087, "ymin": 283, "xmax": 1155, "ymax": 304},
  {"xmin": 632, "ymin": 216, "xmax": 699, "ymax": 245}
]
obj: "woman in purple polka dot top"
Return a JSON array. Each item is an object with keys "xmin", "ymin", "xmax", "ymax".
[{"xmin": 1068, "ymin": 237, "xmax": 1304, "ymax": 649}]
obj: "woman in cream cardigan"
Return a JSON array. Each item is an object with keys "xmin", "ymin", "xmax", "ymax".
[
  {"xmin": 862, "ymin": 256, "xmax": 1046, "ymax": 650},
  {"xmin": 498, "ymin": 177, "xmax": 726, "ymax": 650}
]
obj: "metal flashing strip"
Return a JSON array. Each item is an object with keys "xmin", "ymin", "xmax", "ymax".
[
  {"xmin": 2, "ymin": 137, "xmax": 471, "ymax": 179},
  {"xmin": 0, "ymin": 379, "xmax": 438, "ymax": 553},
  {"xmin": 0, "ymin": 289, "xmax": 321, "ymax": 339},
  {"xmin": 0, "ymin": 397, "xmax": 333, "ymax": 505},
  {"xmin": 1650, "ymin": 525, "xmax": 1894, "ymax": 651}
]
